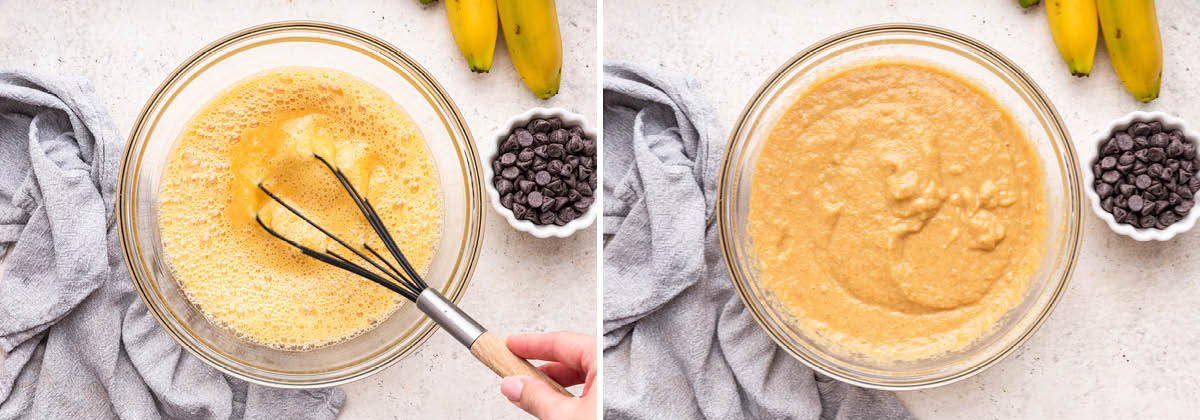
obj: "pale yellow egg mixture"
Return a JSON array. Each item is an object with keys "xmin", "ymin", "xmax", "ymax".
[
  {"xmin": 158, "ymin": 67, "xmax": 443, "ymax": 350},
  {"xmin": 749, "ymin": 62, "xmax": 1048, "ymax": 361}
]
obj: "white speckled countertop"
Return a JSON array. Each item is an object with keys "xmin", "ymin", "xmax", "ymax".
[
  {"xmin": 606, "ymin": 0, "xmax": 1200, "ymax": 418},
  {"xmin": 0, "ymin": 1, "xmax": 596, "ymax": 418}
]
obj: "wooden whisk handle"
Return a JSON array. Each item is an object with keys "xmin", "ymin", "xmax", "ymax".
[
  {"xmin": 415, "ymin": 289, "xmax": 571, "ymax": 397},
  {"xmin": 470, "ymin": 331, "xmax": 572, "ymax": 397}
]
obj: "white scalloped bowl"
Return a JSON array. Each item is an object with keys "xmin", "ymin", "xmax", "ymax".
[
  {"xmin": 1083, "ymin": 111, "xmax": 1200, "ymax": 241},
  {"xmin": 481, "ymin": 108, "xmax": 598, "ymax": 238}
]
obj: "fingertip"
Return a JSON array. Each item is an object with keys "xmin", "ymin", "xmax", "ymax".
[{"xmin": 500, "ymin": 376, "xmax": 526, "ymax": 402}]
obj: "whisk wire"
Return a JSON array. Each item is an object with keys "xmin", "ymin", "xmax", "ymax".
[
  {"xmin": 253, "ymin": 214, "xmax": 418, "ymax": 300},
  {"xmin": 311, "ymin": 155, "xmax": 428, "ymax": 291},
  {"xmin": 253, "ymin": 153, "xmax": 430, "ymax": 301}
]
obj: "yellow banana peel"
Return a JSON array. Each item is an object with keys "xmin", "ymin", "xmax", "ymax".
[
  {"xmin": 498, "ymin": 0, "xmax": 562, "ymax": 99},
  {"xmin": 1097, "ymin": 0, "xmax": 1163, "ymax": 102},
  {"xmin": 1045, "ymin": 0, "xmax": 1098, "ymax": 76},
  {"xmin": 446, "ymin": 0, "xmax": 499, "ymax": 72}
]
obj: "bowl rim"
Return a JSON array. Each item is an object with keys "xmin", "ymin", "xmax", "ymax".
[
  {"xmin": 116, "ymin": 20, "xmax": 485, "ymax": 388},
  {"xmin": 1082, "ymin": 111, "xmax": 1200, "ymax": 241},
  {"xmin": 481, "ymin": 107, "xmax": 599, "ymax": 238},
  {"xmin": 716, "ymin": 23, "xmax": 1082, "ymax": 390}
]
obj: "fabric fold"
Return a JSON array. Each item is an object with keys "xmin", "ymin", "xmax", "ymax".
[
  {"xmin": 601, "ymin": 62, "xmax": 912, "ymax": 420},
  {"xmin": 0, "ymin": 69, "xmax": 343, "ymax": 420}
]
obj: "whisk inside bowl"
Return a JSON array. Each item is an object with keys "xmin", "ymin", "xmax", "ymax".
[{"xmin": 255, "ymin": 150, "xmax": 569, "ymax": 396}]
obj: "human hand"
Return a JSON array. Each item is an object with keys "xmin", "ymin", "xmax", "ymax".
[{"xmin": 499, "ymin": 332, "xmax": 597, "ymax": 420}]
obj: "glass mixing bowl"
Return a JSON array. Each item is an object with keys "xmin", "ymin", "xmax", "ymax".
[
  {"xmin": 117, "ymin": 21, "xmax": 484, "ymax": 387},
  {"xmin": 718, "ymin": 24, "xmax": 1082, "ymax": 389}
]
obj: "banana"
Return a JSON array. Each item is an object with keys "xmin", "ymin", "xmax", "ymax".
[
  {"xmin": 497, "ymin": 0, "xmax": 562, "ymax": 99},
  {"xmin": 1097, "ymin": 0, "xmax": 1163, "ymax": 102},
  {"xmin": 1020, "ymin": 0, "xmax": 1040, "ymax": 8},
  {"xmin": 445, "ymin": 0, "xmax": 498, "ymax": 72},
  {"xmin": 1045, "ymin": 0, "xmax": 1098, "ymax": 77}
]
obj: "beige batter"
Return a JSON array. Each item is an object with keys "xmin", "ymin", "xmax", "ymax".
[
  {"xmin": 158, "ymin": 67, "xmax": 443, "ymax": 350},
  {"xmin": 749, "ymin": 62, "xmax": 1047, "ymax": 361}
]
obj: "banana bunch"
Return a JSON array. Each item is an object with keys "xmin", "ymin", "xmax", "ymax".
[
  {"xmin": 1023, "ymin": 0, "xmax": 1162, "ymax": 102},
  {"xmin": 435, "ymin": 0, "xmax": 563, "ymax": 99}
]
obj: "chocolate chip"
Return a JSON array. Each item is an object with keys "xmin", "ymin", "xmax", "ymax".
[
  {"xmin": 1160, "ymin": 212, "xmax": 1180, "ymax": 227},
  {"xmin": 1162, "ymin": 167, "xmax": 1175, "ymax": 181},
  {"xmin": 527, "ymin": 191, "xmax": 544, "ymax": 208},
  {"xmin": 557, "ymin": 207, "xmax": 577, "ymax": 224},
  {"xmin": 516, "ymin": 129, "xmax": 534, "ymax": 147},
  {"xmin": 1114, "ymin": 207, "xmax": 1129, "ymax": 222},
  {"xmin": 497, "ymin": 179, "xmax": 514, "ymax": 195},
  {"xmin": 549, "ymin": 118, "xmax": 562, "ymax": 131},
  {"xmin": 1140, "ymin": 215, "xmax": 1157, "ymax": 228},
  {"xmin": 540, "ymin": 196, "xmax": 556, "ymax": 213},
  {"xmin": 1149, "ymin": 132, "xmax": 1168, "ymax": 147},
  {"xmin": 519, "ymin": 179, "xmax": 535, "ymax": 192},
  {"xmin": 1119, "ymin": 183, "xmax": 1135, "ymax": 196},
  {"xmin": 574, "ymin": 197, "xmax": 593, "ymax": 211},
  {"xmin": 569, "ymin": 126, "xmax": 583, "ymax": 138},
  {"xmin": 501, "ymin": 193, "xmax": 513, "ymax": 209},
  {"xmin": 1130, "ymin": 122, "xmax": 1152, "ymax": 137},
  {"xmin": 518, "ymin": 148, "xmax": 534, "ymax": 162},
  {"xmin": 534, "ymin": 144, "xmax": 549, "ymax": 158},
  {"xmin": 1149, "ymin": 121, "xmax": 1163, "ymax": 133},
  {"xmin": 1178, "ymin": 200, "xmax": 1195, "ymax": 215},
  {"xmin": 1135, "ymin": 136, "xmax": 1150, "ymax": 149},
  {"xmin": 1118, "ymin": 134, "xmax": 1136, "ymax": 150},
  {"xmin": 548, "ymin": 159, "xmax": 563, "ymax": 174},
  {"xmin": 1135, "ymin": 174, "xmax": 1153, "ymax": 189},
  {"xmin": 560, "ymin": 163, "xmax": 573, "ymax": 178},
  {"xmin": 514, "ymin": 191, "xmax": 526, "ymax": 205},
  {"xmin": 532, "ymin": 119, "xmax": 553, "ymax": 133},
  {"xmin": 1129, "ymin": 195, "xmax": 1145, "ymax": 212},
  {"xmin": 1147, "ymin": 183, "xmax": 1166, "ymax": 197},
  {"xmin": 1168, "ymin": 139, "xmax": 1186, "ymax": 158},
  {"xmin": 1103, "ymin": 170, "xmax": 1121, "ymax": 183},
  {"xmin": 555, "ymin": 196, "xmax": 570, "ymax": 210},
  {"xmin": 1133, "ymin": 161, "xmax": 1148, "ymax": 174},
  {"xmin": 1102, "ymin": 196, "xmax": 1115, "ymax": 212},
  {"xmin": 1155, "ymin": 200, "xmax": 1171, "ymax": 215},
  {"xmin": 512, "ymin": 203, "xmax": 528, "ymax": 219},
  {"xmin": 501, "ymin": 166, "xmax": 520, "ymax": 179},
  {"xmin": 1134, "ymin": 149, "xmax": 1149, "ymax": 162},
  {"xmin": 566, "ymin": 137, "xmax": 584, "ymax": 154},
  {"xmin": 539, "ymin": 211, "xmax": 557, "ymax": 225},
  {"xmin": 1147, "ymin": 147, "xmax": 1166, "ymax": 162},
  {"xmin": 1098, "ymin": 156, "xmax": 1115, "ymax": 169},
  {"xmin": 579, "ymin": 183, "xmax": 593, "ymax": 197},
  {"xmin": 501, "ymin": 134, "xmax": 519, "ymax": 152},
  {"xmin": 534, "ymin": 132, "xmax": 549, "ymax": 146},
  {"xmin": 550, "ymin": 129, "xmax": 568, "ymax": 144},
  {"xmin": 547, "ymin": 143, "xmax": 565, "ymax": 158},
  {"xmin": 499, "ymin": 152, "xmax": 517, "ymax": 166},
  {"xmin": 534, "ymin": 170, "xmax": 552, "ymax": 186},
  {"xmin": 548, "ymin": 180, "xmax": 566, "ymax": 195},
  {"xmin": 1103, "ymin": 138, "xmax": 1121, "ymax": 155}
]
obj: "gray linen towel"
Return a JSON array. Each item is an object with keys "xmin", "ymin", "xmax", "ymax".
[
  {"xmin": 601, "ymin": 62, "xmax": 913, "ymax": 420},
  {"xmin": 0, "ymin": 70, "xmax": 344, "ymax": 419}
]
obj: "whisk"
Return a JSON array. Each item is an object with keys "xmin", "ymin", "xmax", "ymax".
[{"xmin": 254, "ymin": 151, "xmax": 570, "ymax": 396}]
